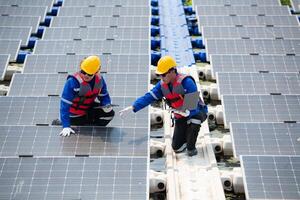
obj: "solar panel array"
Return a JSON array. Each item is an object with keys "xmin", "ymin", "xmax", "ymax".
[
  {"xmin": 194, "ymin": 0, "xmax": 300, "ymax": 198},
  {"xmin": 1, "ymin": 2, "xmax": 150, "ymax": 199},
  {"xmin": 0, "ymin": 27, "xmax": 32, "ymax": 46}
]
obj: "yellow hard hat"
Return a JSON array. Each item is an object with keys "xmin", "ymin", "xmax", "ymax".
[
  {"xmin": 80, "ymin": 55, "xmax": 101, "ymax": 75},
  {"xmin": 155, "ymin": 55, "xmax": 177, "ymax": 74}
]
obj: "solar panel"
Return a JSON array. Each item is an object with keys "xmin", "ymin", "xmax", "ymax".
[
  {"xmin": 196, "ymin": 5, "xmax": 290, "ymax": 16},
  {"xmin": 8, "ymin": 73, "xmax": 148, "ymax": 97},
  {"xmin": 217, "ymin": 72, "xmax": 300, "ymax": 96},
  {"xmin": 222, "ymin": 94, "xmax": 300, "ymax": 128},
  {"xmin": 0, "ymin": 54, "xmax": 9, "ymax": 81},
  {"xmin": 50, "ymin": 16, "xmax": 150, "ymax": 28},
  {"xmin": 231, "ymin": 122, "xmax": 300, "ymax": 157},
  {"xmin": 0, "ymin": 40, "xmax": 21, "ymax": 61},
  {"xmin": 206, "ymin": 39, "xmax": 300, "ymax": 61},
  {"xmin": 197, "ymin": 16, "xmax": 299, "ymax": 28},
  {"xmin": 0, "ymin": 157, "xmax": 147, "ymax": 199},
  {"xmin": 0, "ymin": 27, "xmax": 31, "ymax": 46},
  {"xmin": 291, "ymin": 0, "xmax": 300, "ymax": 12},
  {"xmin": 0, "ymin": 16, "xmax": 41, "ymax": 33},
  {"xmin": 210, "ymin": 55, "xmax": 300, "ymax": 77},
  {"xmin": 58, "ymin": 6, "xmax": 150, "ymax": 16},
  {"xmin": 193, "ymin": 0, "xmax": 280, "ymax": 6},
  {"xmin": 33, "ymin": 40, "xmax": 149, "ymax": 55},
  {"xmin": 23, "ymin": 54, "xmax": 149, "ymax": 73},
  {"xmin": 62, "ymin": 0, "xmax": 149, "ymax": 6},
  {"xmin": 0, "ymin": 0, "xmax": 54, "ymax": 11},
  {"xmin": 0, "ymin": 125, "xmax": 148, "ymax": 156},
  {"xmin": 201, "ymin": 27, "xmax": 300, "ymax": 44},
  {"xmin": 0, "ymin": 96, "xmax": 149, "ymax": 128},
  {"xmin": 0, "ymin": 5, "xmax": 47, "ymax": 21},
  {"xmin": 241, "ymin": 155, "xmax": 300, "ymax": 200},
  {"xmin": 42, "ymin": 27, "xmax": 149, "ymax": 40}
]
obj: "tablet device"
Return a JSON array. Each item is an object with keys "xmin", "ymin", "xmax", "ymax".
[{"xmin": 179, "ymin": 91, "xmax": 200, "ymax": 111}]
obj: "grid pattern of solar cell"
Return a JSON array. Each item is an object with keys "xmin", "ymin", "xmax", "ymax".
[
  {"xmin": 8, "ymin": 73, "xmax": 148, "ymax": 97},
  {"xmin": 291, "ymin": 0, "xmax": 300, "ymax": 12},
  {"xmin": 23, "ymin": 54, "xmax": 149, "ymax": 73},
  {"xmin": 50, "ymin": 16, "xmax": 150, "ymax": 27},
  {"xmin": 0, "ymin": 16, "xmax": 41, "ymax": 33},
  {"xmin": 217, "ymin": 72, "xmax": 300, "ymax": 96},
  {"xmin": 231, "ymin": 123, "xmax": 300, "ymax": 157},
  {"xmin": 210, "ymin": 55, "xmax": 300, "ymax": 77},
  {"xmin": 197, "ymin": 16, "xmax": 299, "ymax": 28},
  {"xmin": 0, "ymin": 96, "xmax": 149, "ymax": 128},
  {"xmin": 58, "ymin": 7, "xmax": 150, "ymax": 16},
  {"xmin": 241, "ymin": 155, "xmax": 300, "ymax": 199},
  {"xmin": 34, "ymin": 40, "xmax": 149, "ymax": 55},
  {"xmin": 0, "ymin": 54, "xmax": 9, "ymax": 81},
  {"xmin": 0, "ymin": 27, "xmax": 31, "ymax": 46},
  {"xmin": 222, "ymin": 95, "xmax": 300, "ymax": 128},
  {"xmin": 42, "ymin": 27, "xmax": 149, "ymax": 40},
  {"xmin": 62, "ymin": 0, "xmax": 149, "ymax": 6},
  {"xmin": 0, "ymin": 157, "xmax": 147, "ymax": 200},
  {"xmin": 0, "ymin": 5, "xmax": 47, "ymax": 21},
  {"xmin": 196, "ymin": 5, "xmax": 290, "ymax": 16},
  {"xmin": 0, "ymin": 126, "xmax": 148, "ymax": 156},
  {"xmin": 201, "ymin": 27, "xmax": 300, "ymax": 42},
  {"xmin": 0, "ymin": 0, "xmax": 54, "ymax": 11},
  {"xmin": 193, "ymin": 0, "xmax": 280, "ymax": 6},
  {"xmin": 206, "ymin": 39, "xmax": 300, "ymax": 61},
  {"xmin": 0, "ymin": 40, "xmax": 21, "ymax": 61}
]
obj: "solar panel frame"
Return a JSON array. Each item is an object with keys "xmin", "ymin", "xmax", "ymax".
[
  {"xmin": 0, "ymin": 5, "xmax": 48, "ymax": 21},
  {"xmin": 216, "ymin": 72, "xmax": 300, "ymax": 96},
  {"xmin": 210, "ymin": 55, "xmax": 300, "ymax": 77},
  {"xmin": 0, "ymin": 96, "xmax": 149, "ymax": 128},
  {"xmin": 50, "ymin": 16, "xmax": 150, "ymax": 28},
  {"xmin": 196, "ymin": 5, "xmax": 291, "ymax": 16},
  {"xmin": 0, "ymin": 0, "xmax": 54, "ymax": 12},
  {"xmin": 241, "ymin": 155, "xmax": 300, "ymax": 200},
  {"xmin": 0, "ymin": 157, "xmax": 148, "ymax": 200},
  {"xmin": 62, "ymin": 0, "xmax": 150, "ymax": 6},
  {"xmin": 193, "ymin": 0, "xmax": 281, "ymax": 6},
  {"xmin": 42, "ymin": 27, "xmax": 150, "ymax": 40},
  {"xmin": 57, "ymin": 6, "xmax": 150, "ymax": 16},
  {"xmin": 7, "ymin": 73, "xmax": 149, "ymax": 97},
  {"xmin": 206, "ymin": 39, "xmax": 300, "ymax": 61},
  {"xmin": 0, "ymin": 26, "xmax": 32, "ymax": 46},
  {"xmin": 291, "ymin": 0, "xmax": 300, "ymax": 12},
  {"xmin": 0, "ymin": 15, "xmax": 41, "ymax": 33},
  {"xmin": 33, "ymin": 40, "xmax": 150, "ymax": 55},
  {"xmin": 23, "ymin": 54, "xmax": 150, "ymax": 73},
  {"xmin": 222, "ymin": 94, "xmax": 300, "ymax": 128},
  {"xmin": 0, "ymin": 40, "xmax": 21, "ymax": 61},
  {"xmin": 230, "ymin": 122, "xmax": 300, "ymax": 157},
  {"xmin": 197, "ymin": 16, "xmax": 300, "ymax": 28},
  {"xmin": 0, "ymin": 54, "xmax": 9, "ymax": 81}
]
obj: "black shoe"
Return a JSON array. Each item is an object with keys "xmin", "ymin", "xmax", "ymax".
[
  {"xmin": 174, "ymin": 143, "xmax": 187, "ymax": 154},
  {"xmin": 187, "ymin": 148, "xmax": 198, "ymax": 157}
]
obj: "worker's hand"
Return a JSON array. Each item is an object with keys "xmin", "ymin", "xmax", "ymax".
[
  {"xmin": 59, "ymin": 127, "xmax": 75, "ymax": 137},
  {"xmin": 119, "ymin": 106, "xmax": 134, "ymax": 119},
  {"xmin": 172, "ymin": 109, "xmax": 190, "ymax": 117}
]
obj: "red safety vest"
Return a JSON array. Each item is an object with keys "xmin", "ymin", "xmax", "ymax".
[
  {"xmin": 69, "ymin": 72, "xmax": 103, "ymax": 115},
  {"xmin": 160, "ymin": 74, "xmax": 195, "ymax": 118}
]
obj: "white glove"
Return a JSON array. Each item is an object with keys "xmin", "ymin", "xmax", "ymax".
[
  {"xmin": 119, "ymin": 106, "xmax": 134, "ymax": 119},
  {"xmin": 172, "ymin": 109, "xmax": 190, "ymax": 117},
  {"xmin": 59, "ymin": 127, "xmax": 75, "ymax": 137}
]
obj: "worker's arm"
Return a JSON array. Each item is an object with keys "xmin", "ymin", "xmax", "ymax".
[
  {"xmin": 97, "ymin": 77, "xmax": 112, "ymax": 106},
  {"xmin": 60, "ymin": 78, "xmax": 77, "ymax": 128}
]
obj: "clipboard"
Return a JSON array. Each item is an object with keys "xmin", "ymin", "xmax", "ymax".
[{"xmin": 179, "ymin": 91, "xmax": 200, "ymax": 111}]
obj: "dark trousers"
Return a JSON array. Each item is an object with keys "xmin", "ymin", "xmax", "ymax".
[
  {"xmin": 70, "ymin": 106, "xmax": 115, "ymax": 126},
  {"xmin": 172, "ymin": 112, "xmax": 207, "ymax": 151}
]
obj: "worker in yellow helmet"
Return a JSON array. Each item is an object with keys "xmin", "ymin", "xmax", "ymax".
[
  {"xmin": 58, "ymin": 55, "xmax": 114, "ymax": 136},
  {"xmin": 119, "ymin": 55, "xmax": 207, "ymax": 156}
]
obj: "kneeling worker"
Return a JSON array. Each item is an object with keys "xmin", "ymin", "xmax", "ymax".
[
  {"xmin": 59, "ymin": 55, "xmax": 115, "ymax": 137},
  {"xmin": 119, "ymin": 56, "xmax": 207, "ymax": 156}
]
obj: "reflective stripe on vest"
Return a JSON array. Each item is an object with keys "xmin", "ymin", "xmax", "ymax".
[{"xmin": 69, "ymin": 72, "xmax": 103, "ymax": 115}]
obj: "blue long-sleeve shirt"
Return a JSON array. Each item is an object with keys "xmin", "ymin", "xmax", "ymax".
[
  {"xmin": 60, "ymin": 75, "xmax": 111, "ymax": 128},
  {"xmin": 132, "ymin": 76, "xmax": 207, "ymax": 118}
]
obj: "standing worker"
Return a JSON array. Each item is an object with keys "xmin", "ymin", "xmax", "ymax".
[
  {"xmin": 59, "ymin": 55, "xmax": 115, "ymax": 137},
  {"xmin": 119, "ymin": 55, "xmax": 207, "ymax": 156}
]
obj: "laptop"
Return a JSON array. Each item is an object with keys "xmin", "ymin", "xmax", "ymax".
[{"xmin": 179, "ymin": 91, "xmax": 200, "ymax": 111}]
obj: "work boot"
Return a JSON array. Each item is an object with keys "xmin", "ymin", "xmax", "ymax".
[
  {"xmin": 187, "ymin": 148, "xmax": 198, "ymax": 157},
  {"xmin": 174, "ymin": 143, "xmax": 187, "ymax": 153}
]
